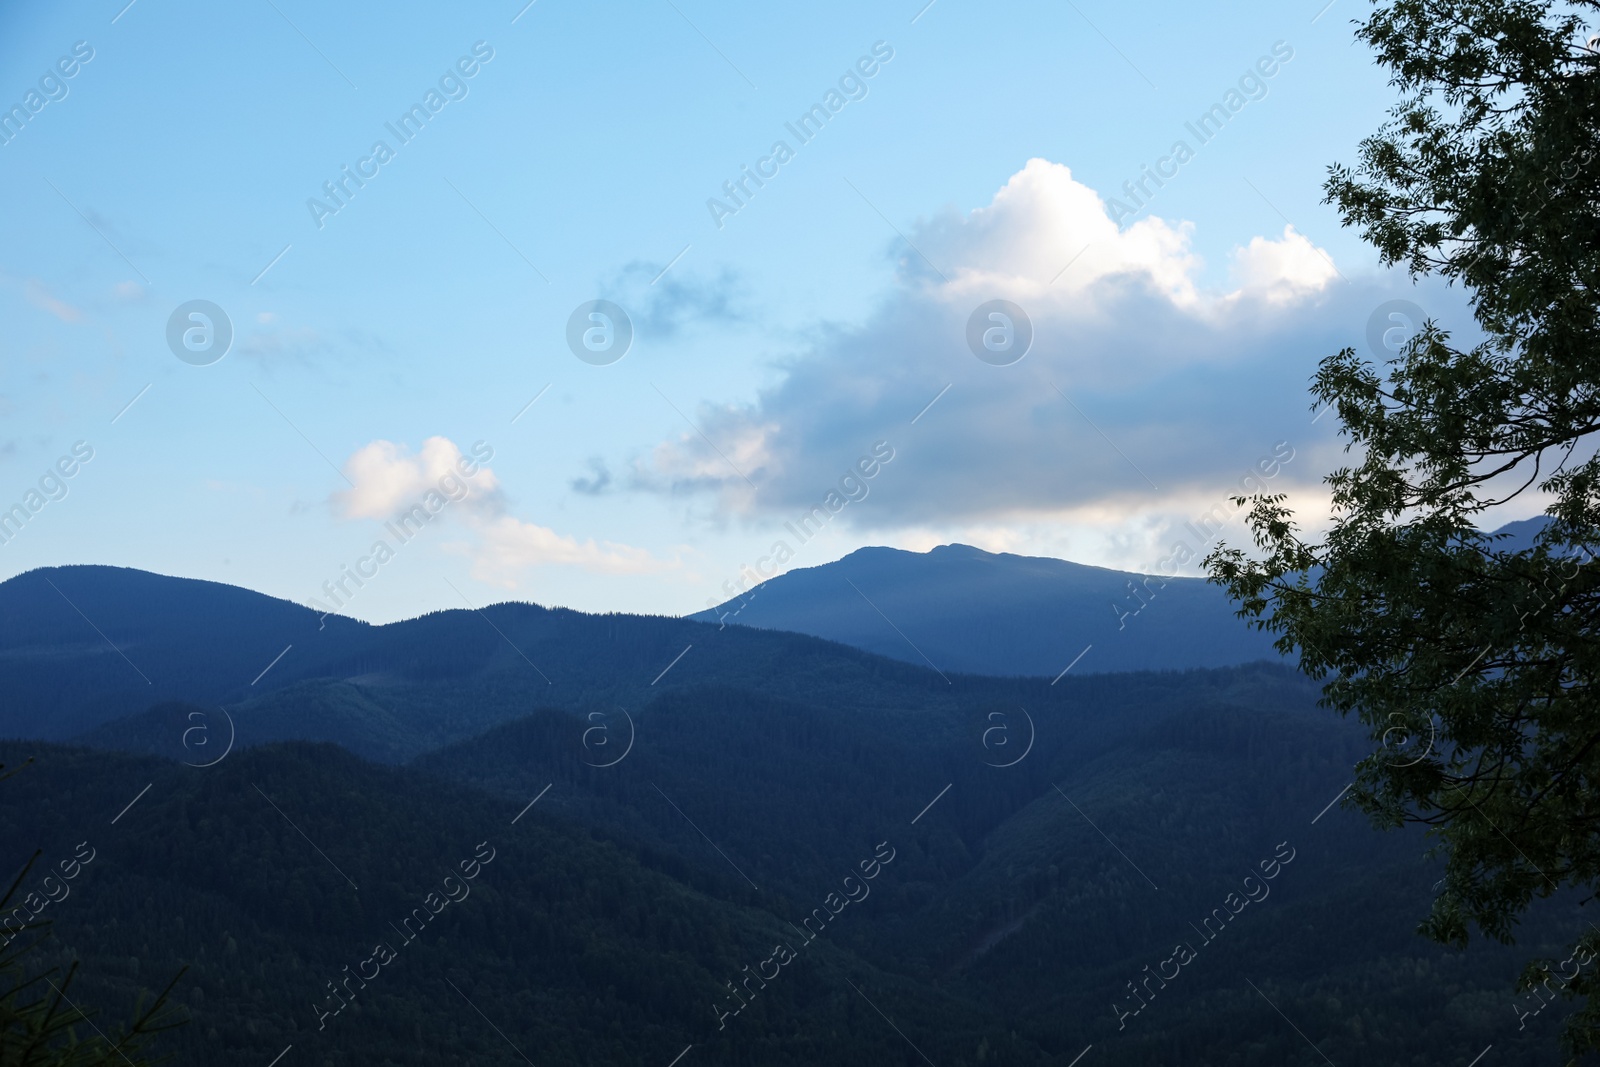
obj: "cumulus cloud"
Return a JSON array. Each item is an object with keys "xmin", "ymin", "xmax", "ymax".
[
  {"xmin": 908, "ymin": 158, "xmax": 1207, "ymax": 307},
  {"xmin": 334, "ymin": 436, "xmax": 501, "ymax": 520},
  {"xmin": 631, "ymin": 158, "xmax": 1412, "ymax": 533},
  {"xmin": 1229, "ymin": 225, "xmax": 1341, "ymax": 304},
  {"xmin": 333, "ymin": 436, "xmax": 672, "ymax": 582}
]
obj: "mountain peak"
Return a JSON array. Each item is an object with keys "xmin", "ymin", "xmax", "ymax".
[{"xmin": 693, "ymin": 542, "xmax": 1278, "ymax": 676}]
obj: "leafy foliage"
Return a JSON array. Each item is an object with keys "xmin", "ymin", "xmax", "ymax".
[{"xmin": 1206, "ymin": 0, "xmax": 1600, "ymax": 1052}]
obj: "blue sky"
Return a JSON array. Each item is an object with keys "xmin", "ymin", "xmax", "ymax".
[{"xmin": 0, "ymin": 0, "xmax": 1481, "ymax": 621}]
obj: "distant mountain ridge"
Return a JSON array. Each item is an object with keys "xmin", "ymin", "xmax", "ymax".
[
  {"xmin": 691, "ymin": 542, "xmax": 1283, "ymax": 677},
  {"xmin": 691, "ymin": 520, "xmax": 1564, "ymax": 677},
  {"xmin": 1, "ymin": 520, "xmax": 1554, "ymax": 746},
  {"xmin": 0, "ymin": 562, "xmax": 1041, "ymax": 755}
]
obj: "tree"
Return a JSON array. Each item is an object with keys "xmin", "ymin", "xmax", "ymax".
[
  {"xmin": 1206, "ymin": 0, "xmax": 1600, "ymax": 1051},
  {"xmin": 0, "ymin": 761, "xmax": 185, "ymax": 1065}
]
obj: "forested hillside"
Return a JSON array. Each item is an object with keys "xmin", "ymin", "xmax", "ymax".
[{"xmin": 3, "ymin": 657, "xmax": 1586, "ymax": 1064}]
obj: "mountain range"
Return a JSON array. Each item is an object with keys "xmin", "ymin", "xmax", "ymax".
[{"xmin": 0, "ymin": 544, "xmax": 1581, "ymax": 1064}]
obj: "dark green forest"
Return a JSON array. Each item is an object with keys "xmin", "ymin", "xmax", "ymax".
[{"xmin": 2, "ymin": 596, "xmax": 1590, "ymax": 1064}]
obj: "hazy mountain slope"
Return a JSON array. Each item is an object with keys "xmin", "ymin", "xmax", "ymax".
[
  {"xmin": 58, "ymin": 566, "xmax": 1307, "ymax": 766},
  {"xmin": 0, "ymin": 565, "xmax": 367, "ymax": 738},
  {"xmin": 690, "ymin": 543, "xmax": 1283, "ymax": 676},
  {"xmin": 0, "ymin": 548, "xmax": 1387, "ymax": 755},
  {"xmin": 1490, "ymin": 516, "xmax": 1553, "ymax": 553},
  {"xmin": 0, "ymin": 565, "xmax": 1006, "ymax": 753}
]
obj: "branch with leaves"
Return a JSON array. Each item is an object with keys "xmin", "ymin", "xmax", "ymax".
[{"xmin": 1207, "ymin": 0, "xmax": 1600, "ymax": 1053}]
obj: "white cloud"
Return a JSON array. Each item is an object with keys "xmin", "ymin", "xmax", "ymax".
[
  {"xmin": 469, "ymin": 517, "xmax": 675, "ymax": 585},
  {"xmin": 333, "ymin": 436, "xmax": 672, "ymax": 584},
  {"xmin": 633, "ymin": 157, "xmax": 1399, "ymax": 533},
  {"xmin": 334, "ymin": 436, "xmax": 500, "ymax": 520},
  {"xmin": 1228, "ymin": 224, "xmax": 1341, "ymax": 304},
  {"xmin": 915, "ymin": 158, "xmax": 1206, "ymax": 307}
]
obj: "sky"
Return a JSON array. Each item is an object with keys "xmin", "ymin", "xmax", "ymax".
[{"xmin": 0, "ymin": 0, "xmax": 1496, "ymax": 621}]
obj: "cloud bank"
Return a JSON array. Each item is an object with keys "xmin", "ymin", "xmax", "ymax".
[{"xmin": 635, "ymin": 159, "xmax": 1384, "ymax": 542}]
